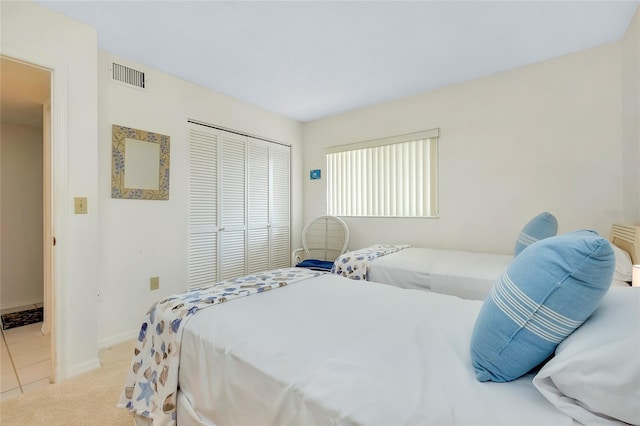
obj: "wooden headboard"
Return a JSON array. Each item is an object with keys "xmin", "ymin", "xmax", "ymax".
[{"xmin": 610, "ymin": 223, "xmax": 640, "ymax": 265}]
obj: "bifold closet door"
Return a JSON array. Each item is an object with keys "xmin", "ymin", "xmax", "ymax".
[
  {"xmin": 188, "ymin": 125, "xmax": 219, "ymax": 289},
  {"xmin": 219, "ymin": 131, "xmax": 247, "ymax": 281},
  {"xmin": 247, "ymin": 139, "xmax": 291, "ymax": 273},
  {"xmin": 247, "ymin": 139, "xmax": 270, "ymax": 274},
  {"xmin": 269, "ymin": 143, "xmax": 290, "ymax": 269},
  {"xmin": 189, "ymin": 122, "xmax": 290, "ymax": 288}
]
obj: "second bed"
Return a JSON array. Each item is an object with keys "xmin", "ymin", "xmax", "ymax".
[{"xmin": 332, "ymin": 224, "xmax": 640, "ymax": 300}]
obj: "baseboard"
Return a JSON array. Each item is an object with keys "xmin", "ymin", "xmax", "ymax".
[
  {"xmin": 66, "ymin": 357, "xmax": 101, "ymax": 379},
  {"xmin": 1, "ymin": 297, "xmax": 44, "ymax": 311},
  {"xmin": 63, "ymin": 330, "xmax": 136, "ymax": 380},
  {"xmin": 98, "ymin": 329, "xmax": 138, "ymax": 350}
]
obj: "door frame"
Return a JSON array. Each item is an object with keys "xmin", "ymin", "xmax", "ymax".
[
  {"xmin": 1, "ymin": 50, "xmax": 69, "ymax": 382},
  {"xmin": 42, "ymin": 100, "xmax": 54, "ymax": 381}
]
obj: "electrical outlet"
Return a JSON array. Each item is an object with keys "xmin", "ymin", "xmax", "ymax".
[{"xmin": 150, "ymin": 276, "xmax": 160, "ymax": 290}]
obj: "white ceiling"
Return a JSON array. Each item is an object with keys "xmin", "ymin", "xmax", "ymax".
[{"xmin": 27, "ymin": 1, "xmax": 640, "ymax": 122}]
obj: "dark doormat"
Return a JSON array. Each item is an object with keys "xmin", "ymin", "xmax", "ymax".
[{"xmin": 1, "ymin": 307, "xmax": 43, "ymax": 330}]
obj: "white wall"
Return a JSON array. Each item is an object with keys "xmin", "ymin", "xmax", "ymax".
[
  {"xmin": 2, "ymin": 1, "xmax": 304, "ymax": 367},
  {"xmin": 3, "ymin": 1, "xmax": 635, "ymax": 370},
  {"xmin": 1, "ymin": 1, "xmax": 100, "ymax": 378},
  {"xmin": 622, "ymin": 6, "xmax": 640, "ymax": 221},
  {"xmin": 1, "ymin": 123, "xmax": 44, "ymax": 309},
  {"xmin": 96, "ymin": 53, "xmax": 304, "ymax": 346},
  {"xmin": 303, "ymin": 43, "xmax": 624, "ymax": 254}
]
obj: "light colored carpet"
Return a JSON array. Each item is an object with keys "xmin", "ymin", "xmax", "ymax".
[{"xmin": 0, "ymin": 339, "xmax": 136, "ymax": 425}]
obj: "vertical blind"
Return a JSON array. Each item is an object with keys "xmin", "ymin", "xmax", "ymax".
[{"xmin": 326, "ymin": 129, "xmax": 439, "ymax": 217}]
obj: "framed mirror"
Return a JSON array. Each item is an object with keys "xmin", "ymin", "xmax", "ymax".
[{"xmin": 111, "ymin": 124, "xmax": 170, "ymax": 200}]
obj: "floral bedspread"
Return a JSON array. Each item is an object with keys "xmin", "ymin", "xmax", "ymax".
[
  {"xmin": 117, "ymin": 267, "xmax": 326, "ymax": 425},
  {"xmin": 331, "ymin": 244, "xmax": 411, "ymax": 280}
]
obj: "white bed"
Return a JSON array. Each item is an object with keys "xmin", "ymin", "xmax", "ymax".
[
  {"xmin": 177, "ymin": 274, "xmax": 571, "ymax": 425},
  {"xmin": 333, "ymin": 224, "xmax": 640, "ymax": 300},
  {"xmin": 120, "ymin": 264, "xmax": 639, "ymax": 426},
  {"xmin": 366, "ymin": 247, "xmax": 512, "ymax": 300}
]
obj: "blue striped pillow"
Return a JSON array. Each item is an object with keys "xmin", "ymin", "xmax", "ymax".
[
  {"xmin": 471, "ymin": 230, "xmax": 615, "ymax": 382},
  {"xmin": 514, "ymin": 212, "xmax": 558, "ymax": 256}
]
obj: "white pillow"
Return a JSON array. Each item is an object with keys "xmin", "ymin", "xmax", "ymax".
[
  {"xmin": 533, "ymin": 288, "xmax": 640, "ymax": 425},
  {"xmin": 611, "ymin": 279, "xmax": 631, "ymax": 288},
  {"xmin": 611, "ymin": 243, "xmax": 633, "ymax": 282}
]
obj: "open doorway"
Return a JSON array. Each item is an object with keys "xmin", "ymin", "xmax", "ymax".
[{"xmin": 0, "ymin": 56, "xmax": 54, "ymax": 398}]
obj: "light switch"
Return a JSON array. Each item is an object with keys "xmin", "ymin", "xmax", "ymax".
[{"xmin": 74, "ymin": 197, "xmax": 88, "ymax": 214}]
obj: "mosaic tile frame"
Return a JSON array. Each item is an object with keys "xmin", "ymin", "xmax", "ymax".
[{"xmin": 111, "ymin": 124, "xmax": 170, "ymax": 200}]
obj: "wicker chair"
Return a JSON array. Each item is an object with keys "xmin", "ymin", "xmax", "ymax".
[{"xmin": 292, "ymin": 216, "xmax": 349, "ymax": 271}]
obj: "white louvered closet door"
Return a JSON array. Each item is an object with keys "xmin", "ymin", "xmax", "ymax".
[
  {"xmin": 270, "ymin": 143, "xmax": 290, "ymax": 269},
  {"xmin": 188, "ymin": 125, "xmax": 219, "ymax": 288},
  {"xmin": 220, "ymin": 131, "xmax": 247, "ymax": 281},
  {"xmin": 188, "ymin": 122, "xmax": 290, "ymax": 287},
  {"xmin": 247, "ymin": 139, "xmax": 291, "ymax": 272},
  {"xmin": 247, "ymin": 139, "xmax": 271, "ymax": 274}
]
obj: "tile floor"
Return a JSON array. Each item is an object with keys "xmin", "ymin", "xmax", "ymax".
[{"xmin": 0, "ymin": 304, "xmax": 51, "ymax": 401}]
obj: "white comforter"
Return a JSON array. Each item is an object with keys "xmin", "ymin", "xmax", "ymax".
[
  {"xmin": 368, "ymin": 247, "xmax": 513, "ymax": 300},
  {"xmin": 178, "ymin": 273, "xmax": 574, "ymax": 425}
]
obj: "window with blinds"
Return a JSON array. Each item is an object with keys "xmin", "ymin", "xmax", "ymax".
[{"xmin": 326, "ymin": 129, "xmax": 439, "ymax": 218}]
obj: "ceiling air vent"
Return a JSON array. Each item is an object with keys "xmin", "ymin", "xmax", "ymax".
[{"xmin": 110, "ymin": 62, "xmax": 146, "ymax": 89}]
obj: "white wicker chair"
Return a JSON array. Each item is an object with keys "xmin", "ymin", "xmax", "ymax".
[{"xmin": 292, "ymin": 216, "xmax": 349, "ymax": 270}]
